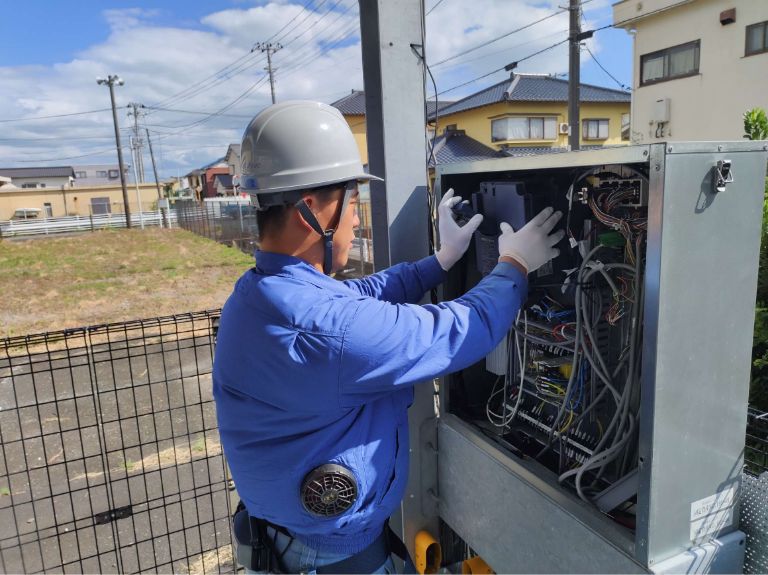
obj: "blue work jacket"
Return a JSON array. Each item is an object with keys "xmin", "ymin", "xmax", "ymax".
[{"xmin": 213, "ymin": 251, "xmax": 527, "ymax": 554}]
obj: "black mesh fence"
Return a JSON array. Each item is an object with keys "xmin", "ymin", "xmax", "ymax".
[
  {"xmin": 174, "ymin": 199, "xmax": 373, "ymax": 278},
  {"xmin": 746, "ymin": 407, "xmax": 768, "ymax": 476},
  {"xmin": 175, "ymin": 200, "xmax": 258, "ymax": 257},
  {"xmin": 0, "ymin": 310, "xmax": 236, "ymax": 574}
]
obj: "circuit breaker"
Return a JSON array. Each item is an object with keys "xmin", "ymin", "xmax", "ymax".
[{"xmin": 432, "ymin": 142, "xmax": 768, "ymax": 573}]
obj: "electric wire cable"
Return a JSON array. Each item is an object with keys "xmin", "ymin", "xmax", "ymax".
[
  {"xmin": 0, "ymin": 108, "xmax": 113, "ymax": 123},
  {"xmin": 425, "ymin": 0, "xmax": 447, "ymax": 16}
]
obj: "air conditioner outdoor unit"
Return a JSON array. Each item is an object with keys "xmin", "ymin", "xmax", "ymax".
[{"xmin": 558, "ymin": 122, "xmax": 570, "ymax": 135}]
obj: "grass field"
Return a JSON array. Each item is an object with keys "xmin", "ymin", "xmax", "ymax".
[{"xmin": 0, "ymin": 228, "xmax": 255, "ymax": 338}]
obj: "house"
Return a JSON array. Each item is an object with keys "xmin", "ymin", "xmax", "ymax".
[
  {"xmin": 184, "ymin": 169, "xmax": 204, "ymax": 199},
  {"xmin": 428, "ymin": 126, "xmax": 500, "ymax": 168},
  {"xmin": 225, "ymin": 144, "xmax": 241, "ymax": 178},
  {"xmin": 0, "ymin": 166, "xmax": 75, "ymax": 190},
  {"xmin": 72, "ymin": 164, "xmax": 132, "ymax": 187},
  {"xmin": 200, "ymin": 158, "xmax": 230, "ymax": 199},
  {"xmin": 0, "ymin": 166, "xmax": 160, "ymax": 220},
  {"xmin": 430, "ymin": 73, "xmax": 632, "ymax": 153},
  {"xmin": 330, "ymin": 90, "xmax": 455, "ymax": 166},
  {"xmin": 213, "ymin": 174, "xmax": 235, "ymax": 196},
  {"xmin": 613, "ymin": 0, "xmax": 768, "ymax": 142}
]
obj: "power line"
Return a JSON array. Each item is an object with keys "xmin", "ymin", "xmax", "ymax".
[
  {"xmin": 433, "ymin": 37, "xmax": 570, "ymax": 97},
  {"xmin": 265, "ymin": 0, "xmax": 317, "ymax": 43},
  {"xmin": 150, "ymin": 52, "xmax": 266, "ymax": 110},
  {"xmin": 275, "ymin": 12, "xmax": 360, "ymax": 83},
  {"xmin": 431, "ymin": 0, "xmax": 675, "ymax": 100},
  {"xmin": 144, "ymin": 106, "xmax": 253, "ymax": 118},
  {"xmin": 584, "ymin": 45, "xmax": 631, "ymax": 91},
  {"xmin": 426, "ymin": 0, "xmax": 447, "ymax": 16},
  {"xmin": 435, "ymin": 27, "xmax": 569, "ymax": 72},
  {"xmin": 273, "ymin": 0, "xmax": 330, "ymax": 44},
  {"xmin": 0, "ymin": 108, "xmax": 113, "ymax": 123},
  {"xmin": 0, "ymin": 134, "xmax": 115, "ymax": 142},
  {"xmin": 431, "ymin": 8, "xmax": 568, "ymax": 67},
  {"xmin": 281, "ymin": 0, "xmax": 345, "ymax": 48}
]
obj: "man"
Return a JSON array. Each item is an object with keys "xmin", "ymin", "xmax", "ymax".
[{"xmin": 213, "ymin": 100, "xmax": 563, "ymax": 573}]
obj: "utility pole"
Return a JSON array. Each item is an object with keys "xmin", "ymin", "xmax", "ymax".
[
  {"xmin": 253, "ymin": 42, "xmax": 282, "ymax": 104},
  {"xmin": 128, "ymin": 102, "xmax": 146, "ymax": 182},
  {"xmin": 97, "ymin": 75, "xmax": 131, "ymax": 228},
  {"xmin": 568, "ymin": 0, "xmax": 581, "ymax": 150},
  {"xmin": 145, "ymin": 128, "xmax": 162, "ymax": 200}
]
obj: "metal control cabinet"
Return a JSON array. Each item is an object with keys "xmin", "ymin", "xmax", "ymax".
[{"xmin": 432, "ymin": 142, "xmax": 768, "ymax": 573}]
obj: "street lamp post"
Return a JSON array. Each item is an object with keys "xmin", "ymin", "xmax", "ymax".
[{"xmin": 97, "ymin": 75, "xmax": 131, "ymax": 228}]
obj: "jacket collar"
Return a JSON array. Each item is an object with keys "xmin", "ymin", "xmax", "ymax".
[{"xmin": 254, "ymin": 250, "xmax": 347, "ymax": 291}]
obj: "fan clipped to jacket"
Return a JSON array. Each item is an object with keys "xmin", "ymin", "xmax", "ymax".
[{"xmin": 301, "ymin": 464, "xmax": 358, "ymax": 517}]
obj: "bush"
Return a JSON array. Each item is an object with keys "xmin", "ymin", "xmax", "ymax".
[{"xmin": 751, "ymin": 176, "xmax": 768, "ymax": 410}]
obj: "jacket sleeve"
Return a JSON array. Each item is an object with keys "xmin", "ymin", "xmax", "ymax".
[
  {"xmin": 338, "ymin": 262, "xmax": 528, "ymax": 403},
  {"xmin": 341, "ymin": 255, "xmax": 446, "ymax": 304}
]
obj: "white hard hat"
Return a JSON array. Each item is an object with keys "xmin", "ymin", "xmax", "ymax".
[{"xmin": 240, "ymin": 100, "xmax": 382, "ymax": 207}]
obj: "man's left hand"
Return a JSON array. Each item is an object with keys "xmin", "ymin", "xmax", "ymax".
[{"xmin": 435, "ymin": 189, "xmax": 484, "ymax": 271}]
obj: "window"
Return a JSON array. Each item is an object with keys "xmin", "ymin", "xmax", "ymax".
[
  {"xmin": 583, "ymin": 119, "xmax": 609, "ymax": 140},
  {"xmin": 621, "ymin": 113, "xmax": 631, "ymax": 141},
  {"xmin": 96, "ymin": 170, "xmax": 108, "ymax": 178},
  {"xmin": 21, "ymin": 182, "xmax": 45, "ymax": 188},
  {"xmin": 108, "ymin": 169, "xmax": 119, "ymax": 178},
  {"xmin": 640, "ymin": 40, "xmax": 700, "ymax": 85},
  {"xmin": 491, "ymin": 116, "xmax": 557, "ymax": 142},
  {"xmin": 44, "ymin": 203, "xmax": 53, "ymax": 218},
  {"xmin": 746, "ymin": 21, "xmax": 768, "ymax": 56},
  {"xmin": 91, "ymin": 197, "xmax": 111, "ymax": 215},
  {"xmin": 75, "ymin": 171, "xmax": 87, "ymax": 178}
]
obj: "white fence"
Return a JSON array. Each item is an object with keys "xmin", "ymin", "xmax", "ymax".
[{"xmin": 0, "ymin": 210, "xmax": 177, "ymax": 238}]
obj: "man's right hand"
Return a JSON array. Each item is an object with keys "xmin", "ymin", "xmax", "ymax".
[{"xmin": 498, "ymin": 207, "xmax": 565, "ymax": 274}]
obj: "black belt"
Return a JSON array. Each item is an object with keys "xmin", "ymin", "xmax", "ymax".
[{"xmin": 232, "ymin": 505, "xmax": 409, "ymax": 574}]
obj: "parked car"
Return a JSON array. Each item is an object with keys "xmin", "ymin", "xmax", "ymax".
[{"xmin": 12, "ymin": 208, "xmax": 41, "ymax": 220}]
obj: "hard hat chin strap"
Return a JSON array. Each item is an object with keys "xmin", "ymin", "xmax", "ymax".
[{"xmin": 294, "ymin": 185, "xmax": 354, "ymax": 275}]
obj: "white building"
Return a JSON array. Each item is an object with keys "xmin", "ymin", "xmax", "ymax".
[
  {"xmin": 72, "ymin": 164, "xmax": 132, "ymax": 187},
  {"xmin": 0, "ymin": 166, "xmax": 74, "ymax": 189},
  {"xmin": 613, "ymin": 0, "xmax": 768, "ymax": 142}
]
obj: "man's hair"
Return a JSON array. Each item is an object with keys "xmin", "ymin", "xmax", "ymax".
[{"xmin": 256, "ymin": 183, "xmax": 342, "ymax": 241}]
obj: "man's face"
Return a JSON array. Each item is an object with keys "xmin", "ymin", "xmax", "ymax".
[{"xmin": 311, "ymin": 184, "xmax": 360, "ymax": 273}]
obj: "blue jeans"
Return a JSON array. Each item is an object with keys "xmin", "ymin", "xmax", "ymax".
[{"xmin": 241, "ymin": 525, "xmax": 409, "ymax": 574}]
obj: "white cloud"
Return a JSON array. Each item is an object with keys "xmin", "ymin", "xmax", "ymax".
[{"xmin": 0, "ymin": 0, "xmax": 622, "ymax": 177}]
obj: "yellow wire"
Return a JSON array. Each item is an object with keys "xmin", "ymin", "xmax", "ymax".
[{"xmin": 559, "ymin": 410, "xmax": 574, "ymax": 433}]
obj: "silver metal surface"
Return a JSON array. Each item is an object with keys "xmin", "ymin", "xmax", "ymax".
[
  {"xmin": 438, "ymin": 417, "xmax": 645, "ymax": 574},
  {"xmin": 639, "ymin": 144, "xmax": 767, "ymax": 567},
  {"xmin": 436, "ymin": 144, "xmax": 651, "ymax": 177},
  {"xmin": 650, "ymin": 531, "xmax": 746, "ymax": 575},
  {"xmin": 741, "ymin": 472, "xmax": 768, "ymax": 574},
  {"xmin": 435, "ymin": 142, "xmax": 767, "ymax": 573}
]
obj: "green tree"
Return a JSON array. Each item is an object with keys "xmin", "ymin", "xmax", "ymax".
[
  {"xmin": 749, "ymin": 108, "xmax": 768, "ymax": 408},
  {"xmin": 744, "ymin": 107, "xmax": 768, "ymax": 141}
]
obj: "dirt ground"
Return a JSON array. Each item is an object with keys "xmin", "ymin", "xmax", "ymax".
[{"xmin": 0, "ymin": 228, "xmax": 255, "ymax": 338}]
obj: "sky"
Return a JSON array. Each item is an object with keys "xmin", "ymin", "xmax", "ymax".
[{"xmin": 0, "ymin": 0, "xmax": 633, "ymax": 180}]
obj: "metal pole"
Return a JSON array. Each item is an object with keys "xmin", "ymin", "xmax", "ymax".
[
  {"xmin": 266, "ymin": 48, "xmax": 276, "ymax": 104},
  {"xmin": 568, "ymin": 0, "xmax": 581, "ymax": 150},
  {"xmin": 360, "ymin": 0, "xmax": 435, "ymax": 562},
  {"xmin": 131, "ymin": 157, "xmax": 145, "ymax": 230},
  {"xmin": 103, "ymin": 77, "xmax": 131, "ymax": 228},
  {"xmin": 254, "ymin": 42, "xmax": 282, "ymax": 104},
  {"xmin": 146, "ymin": 129, "xmax": 162, "ymax": 199},
  {"xmin": 146, "ymin": 128, "xmax": 167, "ymax": 229}
]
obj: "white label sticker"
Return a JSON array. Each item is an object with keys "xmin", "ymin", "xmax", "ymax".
[{"xmin": 690, "ymin": 487, "xmax": 737, "ymax": 540}]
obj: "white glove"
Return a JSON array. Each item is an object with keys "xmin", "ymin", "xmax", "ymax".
[
  {"xmin": 498, "ymin": 207, "xmax": 565, "ymax": 274},
  {"xmin": 435, "ymin": 189, "xmax": 484, "ymax": 271}
]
